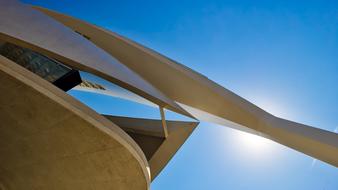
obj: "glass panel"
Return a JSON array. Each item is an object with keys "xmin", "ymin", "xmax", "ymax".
[{"xmin": 0, "ymin": 42, "xmax": 70, "ymax": 83}]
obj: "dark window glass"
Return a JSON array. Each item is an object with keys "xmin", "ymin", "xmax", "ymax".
[{"xmin": 0, "ymin": 42, "xmax": 81, "ymax": 91}]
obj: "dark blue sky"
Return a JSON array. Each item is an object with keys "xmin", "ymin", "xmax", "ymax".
[{"xmin": 24, "ymin": 0, "xmax": 338, "ymax": 189}]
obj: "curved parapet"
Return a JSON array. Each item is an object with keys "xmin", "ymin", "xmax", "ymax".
[
  {"xmin": 0, "ymin": 55, "xmax": 150, "ymax": 189},
  {"xmin": 36, "ymin": 7, "xmax": 338, "ymax": 167},
  {"xmin": 0, "ymin": 0, "xmax": 191, "ymax": 118}
]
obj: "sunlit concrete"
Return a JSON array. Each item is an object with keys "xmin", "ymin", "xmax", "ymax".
[
  {"xmin": 0, "ymin": 55, "xmax": 150, "ymax": 190},
  {"xmin": 0, "ymin": 0, "xmax": 191, "ymax": 118},
  {"xmin": 37, "ymin": 7, "xmax": 338, "ymax": 166},
  {"xmin": 104, "ymin": 115, "xmax": 198, "ymax": 180},
  {"xmin": 0, "ymin": 2, "xmax": 337, "ymax": 190}
]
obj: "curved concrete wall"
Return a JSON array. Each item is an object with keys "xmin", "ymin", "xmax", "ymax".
[
  {"xmin": 0, "ymin": 3, "xmax": 336, "ymax": 190},
  {"xmin": 0, "ymin": 55, "xmax": 150, "ymax": 189}
]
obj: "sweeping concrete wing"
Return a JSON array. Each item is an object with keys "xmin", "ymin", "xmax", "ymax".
[
  {"xmin": 74, "ymin": 79, "xmax": 338, "ymax": 167},
  {"xmin": 36, "ymin": 7, "xmax": 338, "ymax": 167},
  {"xmin": 0, "ymin": 0, "xmax": 192, "ymax": 118},
  {"xmin": 0, "ymin": 55, "xmax": 150, "ymax": 190},
  {"xmin": 74, "ymin": 79, "xmax": 157, "ymax": 107},
  {"xmin": 104, "ymin": 115, "xmax": 198, "ymax": 180}
]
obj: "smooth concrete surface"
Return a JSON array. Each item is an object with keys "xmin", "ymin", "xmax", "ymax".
[
  {"xmin": 34, "ymin": 6, "xmax": 272, "ymax": 131},
  {"xmin": 0, "ymin": 55, "xmax": 150, "ymax": 190},
  {"xmin": 0, "ymin": 0, "xmax": 191, "ymax": 118},
  {"xmin": 37, "ymin": 7, "xmax": 338, "ymax": 167},
  {"xmin": 73, "ymin": 79, "xmax": 156, "ymax": 108},
  {"xmin": 104, "ymin": 115, "xmax": 198, "ymax": 180}
]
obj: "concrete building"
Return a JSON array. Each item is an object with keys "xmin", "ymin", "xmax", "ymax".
[{"xmin": 0, "ymin": 0, "xmax": 337, "ymax": 189}]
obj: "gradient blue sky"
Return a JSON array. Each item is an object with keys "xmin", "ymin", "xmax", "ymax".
[{"xmin": 24, "ymin": 0, "xmax": 338, "ymax": 189}]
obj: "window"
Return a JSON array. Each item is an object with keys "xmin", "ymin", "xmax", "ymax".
[{"xmin": 0, "ymin": 42, "xmax": 82, "ymax": 91}]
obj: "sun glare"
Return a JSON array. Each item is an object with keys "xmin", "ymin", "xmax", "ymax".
[{"xmin": 236, "ymin": 131, "xmax": 274, "ymax": 155}]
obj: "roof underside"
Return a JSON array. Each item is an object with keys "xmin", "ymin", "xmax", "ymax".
[{"xmin": 104, "ymin": 115, "xmax": 198, "ymax": 180}]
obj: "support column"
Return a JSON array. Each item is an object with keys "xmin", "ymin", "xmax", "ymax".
[{"xmin": 159, "ymin": 106, "xmax": 168, "ymax": 138}]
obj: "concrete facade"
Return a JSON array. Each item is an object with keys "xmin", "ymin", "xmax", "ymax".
[
  {"xmin": 0, "ymin": 55, "xmax": 150, "ymax": 190},
  {"xmin": 37, "ymin": 6, "xmax": 338, "ymax": 166},
  {"xmin": 0, "ymin": 0, "xmax": 337, "ymax": 189}
]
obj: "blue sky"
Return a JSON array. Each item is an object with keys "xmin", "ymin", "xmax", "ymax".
[{"xmin": 24, "ymin": 0, "xmax": 338, "ymax": 189}]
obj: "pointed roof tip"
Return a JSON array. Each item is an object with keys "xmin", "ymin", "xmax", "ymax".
[
  {"xmin": 103, "ymin": 115, "xmax": 199, "ymax": 180},
  {"xmin": 165, "ymin": 105, "xmax": 198, "ymax": 121},
  {"xmin": 103, "ymin": 114, "xmax": 199, "ymax": 137}
]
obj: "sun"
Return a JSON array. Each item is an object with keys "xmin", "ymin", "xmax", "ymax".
[{"xmin": 236, "ymin": 131, "xmax": 274, "ymax": 155}]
